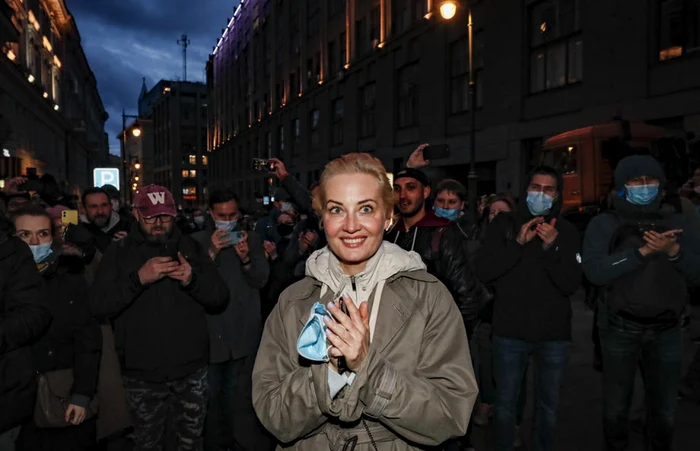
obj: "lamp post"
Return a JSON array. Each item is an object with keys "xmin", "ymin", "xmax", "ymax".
[
  {"xmin": 439, "ymin": 1, "xmax": 478, "ymax": 225},
  {"xmin": 121, "ymin": 110, "xmax": 144, "ymax": 204}
]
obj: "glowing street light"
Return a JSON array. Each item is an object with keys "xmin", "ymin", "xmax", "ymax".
[
  {"xmin": 27, "ymin": 74, "xmax": 35, "ymax": 83},
  {"xmin": 439, "ymin": 1, "xmax": 458, "ymax": 20},
  {"xmin": 131, "ymin": 127, "xmax": 142, "ymax": 137},
  {"xmin": 134, "ymin": 161, "xmax": 141, "ymax": 170}
]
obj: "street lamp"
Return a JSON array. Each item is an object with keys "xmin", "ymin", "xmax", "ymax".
[
  {"xmin": 132, "ymin": 127, "xmax": 142, "ymax": 138},
  {"xmin": 134, "ymin": 160, "xmax": 141, "ymax": 170},
  {"xmin": 439, "ymin": 0, "xmax": 479, "ymax": 225},
  {"xmin": 121, "ymin": 110, "xmax": 145, "ymax": 204}
]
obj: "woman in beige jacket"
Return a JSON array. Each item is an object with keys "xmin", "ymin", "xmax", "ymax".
[{"xmin": 253, "ymin": 153, "xmax": 477, "ymax": 450}]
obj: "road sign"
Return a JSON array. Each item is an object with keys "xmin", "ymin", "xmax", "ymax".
[{"xmin": 93, "ymin": 168, "xmax": 120, "ymax": 190}]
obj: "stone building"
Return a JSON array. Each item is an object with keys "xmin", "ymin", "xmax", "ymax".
[
  {"xmin": 207, "ymin": 0, "xmax": 700, "ymax": 207},
  {"xmin": 0, "ymin": 0, "xmax": 108, "ymax": 191}
]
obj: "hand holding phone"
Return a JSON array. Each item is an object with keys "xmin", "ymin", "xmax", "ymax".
[
  {"xmin": 61, "ymin": 210, "xmax": 79, "ymax": 226},
  {"xmin": 252, "ymin": 158, "xmax": 275, "ymax": 172},
  {"xmin": 423, "ymin": 144, "xmax": 450, "ymax": 161}
]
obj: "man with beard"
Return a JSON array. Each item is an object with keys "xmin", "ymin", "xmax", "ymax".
[
  {"xmin": 90, "ymin": 185, "xmax": 229, "ymax": 451},
  {"xmin": 385, "ymin": 168, "xmax": 478, "ymax": 331},
  {"xmin": 80, "ymin": 187, "xmax": 131, "ymax": 253}
]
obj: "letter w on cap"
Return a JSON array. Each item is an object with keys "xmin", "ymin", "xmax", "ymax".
[{"xmin": 147, "ymin": 192, "xmax": 166, "ymax": 205}]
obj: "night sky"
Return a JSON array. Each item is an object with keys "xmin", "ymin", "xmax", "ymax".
[{"xmin": 67, "ymin": 0, "xmax": 239, "ymax": 155}]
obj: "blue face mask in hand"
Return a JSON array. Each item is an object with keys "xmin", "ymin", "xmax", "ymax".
[
  {"xmin": 526, "ymin": 191, "xmax": 555, "ymax": 216},
  {"xmin": 625, "ymin": 183, "xmax": 659, "ymax": 206},
  {"xmin": 297, "ymin": 302, "xmax": 332, "ymax": 362},
  {"xmin": 434, "ymin": 206, "xmax": 460, "ymax": 222}
]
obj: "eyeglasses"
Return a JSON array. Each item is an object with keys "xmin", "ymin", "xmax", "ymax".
[{"xmin": 142, "ymin": 215, "xmax": 174, "ymax": 224}]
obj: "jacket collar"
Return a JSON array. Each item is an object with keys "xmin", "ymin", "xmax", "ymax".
[{"xmin": 392, "ymin": 210, "xmax": 452, "ymax": 233}]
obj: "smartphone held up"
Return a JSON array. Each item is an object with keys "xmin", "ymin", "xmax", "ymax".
[{"xmin": 252, "ymin": 158, "xmax": 275, "ymax": 172}]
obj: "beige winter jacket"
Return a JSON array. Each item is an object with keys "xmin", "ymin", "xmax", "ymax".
[{"xmin": 252, "ymin": 243, "xmax": 477, "ymax": 450}]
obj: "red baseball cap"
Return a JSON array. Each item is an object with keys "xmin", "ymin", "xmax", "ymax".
[{"xmin": 134, "ymin": 185, "xmax": 176, "ymax": 218}]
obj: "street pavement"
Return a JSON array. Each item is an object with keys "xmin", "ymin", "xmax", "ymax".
[{"xmin": 471, "ymin": 292, "xmax": 700, "ymax": 450}]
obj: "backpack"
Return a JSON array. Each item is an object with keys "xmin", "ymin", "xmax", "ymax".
[{"xmin": 603, "ymin": 207, "xmax": 687, "ymax": 320}]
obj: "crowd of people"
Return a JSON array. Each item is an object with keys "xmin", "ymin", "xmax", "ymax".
[{"xmin": 0, "ymin": 145, "xmax": 699, "ymax": 451}]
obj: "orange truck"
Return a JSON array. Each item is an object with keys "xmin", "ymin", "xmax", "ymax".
[{"xmin": 541, "ymin": 119, "xmax": 692, "ymax": 212}]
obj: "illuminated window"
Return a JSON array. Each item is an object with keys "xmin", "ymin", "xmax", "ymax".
[
  {"xmin": 202, "ymin": 155, "xmax": 208, "ymax": 165},
  {"xmin": 658, "ymin": 0, "xmax": 700, "ymax": 61},
  {"xmin": 189, "ymin": 170, "xmax": 197, "ymax": 178},
  {"xmin": 529, "ymin": 0, "xmax": 583, "ymax": 93},
  {"xmin": 181, "ymin": 170, "xmax": 189, "ymax": 178},
  {"xmin": 189, "ymin": 154, "xmax": 196, "ymax": 165}
]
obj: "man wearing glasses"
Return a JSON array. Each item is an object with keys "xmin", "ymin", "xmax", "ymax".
[{"xmin": 90, "ymin": 185, "xmax": 229, "ymax": 451}]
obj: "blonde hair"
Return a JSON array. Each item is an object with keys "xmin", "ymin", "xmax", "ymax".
[{"xmin": 312, "ymin": 153, "xmax": 395, "ymax": 222}]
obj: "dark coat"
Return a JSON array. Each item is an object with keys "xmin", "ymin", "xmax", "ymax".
[
  {"xmin": 476, "ymin": 201, "xmax": 582, "ymax": 342},
  {"xmin": 90, "ymin": 227, "xmax": 229, "ymax": 383},
  {"xmin": 0, "ymin": 235, "xmax": 51, "ymax": 432},
  {"xmin": 33, "ymin": 260, "xmax": 102, "ymax": 405},
  {"xmin": 192, "ymin": 226, "xmax": 269, "ymax": 363},
  {"xmin": 385, "ymin": 211, "xmax": 479, "ymax": 333},
  {"xmin": 82, "ymin": 213, "xmax": 132, "ymax": 253}
]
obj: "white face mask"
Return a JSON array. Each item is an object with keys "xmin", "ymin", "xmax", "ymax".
[
  {"xmin": 194, "ymin": 216, "xmax": 205, "ymax": 227},
  {"xmin": 111, "ymin": 199, "xmax": 120, "ymax": 212}
]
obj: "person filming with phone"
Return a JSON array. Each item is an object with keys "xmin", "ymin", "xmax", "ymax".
[
  {"xmin": 90, "ymin": 185, "xmax": 229, "ymax": 451},
  {"xmin": 191, "ymin": 188, "xmax": 272, "ymax": 451}
]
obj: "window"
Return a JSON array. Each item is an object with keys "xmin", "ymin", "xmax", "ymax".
[
  {"xmin": 189, "ymin": 154, "xmax": 197, "ymax": 165},
  {"xmin": 266, "ymin": 132, "xmax": 272, "ymax": 157},
  {"xmin": 658, "ymin": 0, "xmax": 700, "ymax": 60},
  {"xmin": 292, "ymin": 118, "xmax": 301, "ymax": 155},
  {"xmin": 189, "ymin": 170, "xmax": 197, "ymax": 178},
  {"xmin": 359, "ymin": 83, "xmax": 376, "ymax": 137},
  {"xmin": 278, "ymin": 125, "xmax": 285, "ymax": 156},
  {"xmin": 331, "ymin": 98, "xmax": 344, "ymax": 145},
  {"xmin": 542, "ymin": 145, "xmax": 578, "ymax": 175},
  {"xmin": 397, "ymin": 64, "xmax": 419, "ymax": 128},
  {"xmin": 356, "ymin": 18, "xmax": 368, "ymax": 56},
  {"xmin": 529, "ymin": 0, "xmax": 582, "ymax": 93},
  {"xmin": 370, "ymin": 7, "xmax": 380, "ymax": 45},
  {"xmin": 310, "ymin": 110, "xmax": 320, "ymax": 151},
  {"xmin": 340, "ymin": 32, "xmax": 347, "ymax": 68},
  {"xmin": 290, "ymin": 71, "xmax": 299, "ymax": 97},
  {"xmin": 182, "ymin": 186, "xmax": 197, "ymax": 196},
  {"xmin": 308, "ymin": 0, "xmax": 320, "ymax": 37},
  {"xmin": 181, "ymin": 170, "xmax": 189, "ymax": 178},
  {"xmin": 392, "ymin": 0, "xmax": 409, "ymax": 34},
  {"xmin": 328, "ymin": 41, "xmax": 337, "ymax": 76},
  {"xmin": 330, "ymin": 0, "xmax": 346, "ymax": 17},
  {"xmin": 202, "ymin": 155, "xmax": 208, "ymax": 165},
  {"xmin": 450, "ymin": 33, "xmax": 484, "ymax": 114}
]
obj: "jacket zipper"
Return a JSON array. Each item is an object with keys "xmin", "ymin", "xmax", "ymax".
[{"xmin": 350, "ymin": 275, "xmax": 357, "ymax": 300}]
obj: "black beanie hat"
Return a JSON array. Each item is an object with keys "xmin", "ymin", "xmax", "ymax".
[{"xmin": 614, "ymin": 155, "xmax": 666, "ymax": 190}]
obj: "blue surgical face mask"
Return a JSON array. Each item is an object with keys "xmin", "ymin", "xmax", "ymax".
[
  {"xmin": 280, "ymin": 202, "xmax": 294, "ymax": 213},
  {"xmin": 526, "ymin": 191, "xmax": 555, "ymax": 216},
  {"xmin": 297, "ymin": 302, "xmax": 332, "ymax": 362},
  {"xmin": 434, "ymin": 206, "xmax": 460, "ymax": 222},
  {"xmin": 625, "ymin": 183, "xmax": 659, "ymax": 206},
  {"xmin": 29, "ymin": 242, "xmax": 53, "ymax": 263},
  {"xmin": 214, "ymin": 219, "xmax": 237, "ymax": 232}
]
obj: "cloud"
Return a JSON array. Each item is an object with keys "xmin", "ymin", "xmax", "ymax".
[{"xmin": 67, "ymin": 0, "xmax": 239, "ymax": 155}]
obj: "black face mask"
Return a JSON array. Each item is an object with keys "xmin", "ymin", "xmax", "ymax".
[{"xmin": 276, "ymin": 223, "xmax": 294, "ymax": 237}]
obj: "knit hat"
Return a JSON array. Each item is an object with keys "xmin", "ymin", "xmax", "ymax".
[{"xmin": 614, "ymin": 155, "xmax": 666, "ymax": 189}]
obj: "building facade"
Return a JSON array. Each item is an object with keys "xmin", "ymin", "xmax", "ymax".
[
  {"xmin": 0, "ymin": 0, "xmax": 109, "ymax": 192},
  {"xmin": 207, "ymin": 0, "xmax": 700, "ymax": 208},
  {"xmin": 134, "ymin": 80, "xmax": 208, "ymax": 207}
]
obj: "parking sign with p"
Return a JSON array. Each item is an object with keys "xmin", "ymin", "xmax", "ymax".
[{"xmin": 93, "ymin": 168, "xmax": 120, "ymax": 191}]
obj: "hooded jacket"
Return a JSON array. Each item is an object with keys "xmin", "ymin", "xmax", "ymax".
[
  {"xmin": 385, "ymin": 211, "xmax": 478, "ymax": 332},
  {"xmin": 90, "ymin": 226, "xmax": 229, "ymax": 382},
  {"xmin": 81, "ymin": 211, "xmax": 132, "ymax": 253},
  {"xmin": 476, "ymin": 171, "xmax": 582, "ymax": 342},
  {"xmin": 583, "ymin": 155, "xmax": 700, "ymax": 320},
  {"xmin": 253, "ymin": 242, "xmax": 477, "ymax": 450},
  {"xmin": 0, "ymin": 233, "xmax": 51, "ymax": 432}
]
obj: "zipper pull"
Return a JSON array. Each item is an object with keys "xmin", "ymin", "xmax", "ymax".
[{"xmin": 350, "ymin": 275, "xmax": 357, "ymax": 293}]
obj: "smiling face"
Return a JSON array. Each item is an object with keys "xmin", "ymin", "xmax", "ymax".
[
  {"xmin": 322, "ymin": 173, "xmax": 391, "ymax": 276},
  {"xmin": 394, "ymin": 177, "xmax": 430, "ymax": 218}
]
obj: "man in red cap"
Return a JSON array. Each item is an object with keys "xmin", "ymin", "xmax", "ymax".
[{"xmin": 90, "ymin": 185, "xmax": 229, "ymax": 451}]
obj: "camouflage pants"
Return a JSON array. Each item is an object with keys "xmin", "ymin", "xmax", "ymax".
[{"xmin": 124, "ymin": 367, "xmax": 208, "ymax": 451}]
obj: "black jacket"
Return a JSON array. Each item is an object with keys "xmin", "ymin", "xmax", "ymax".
[
  {"xmin": 0, "ymin": 234, "xmax": 51, "ymax": 432},
  {"xmin": 82, "ymin": 213, "xmax": 132, "ymax": 253},
  {"xmin": 192, "ymin": 225, "xmax": 269, "ymax": 363},
  {"xmin": 33, "ymin": 258, "xmax": 102, "ymax": 407},
  {"xmin": 476, "ymin": 204, "xmax": 582, "ymax": 342},
  {"xmin": 385, "ymin": 211, "xmax": 479, "ymax": 332},
  {"xmin": 90, "ymin": 227, "xmax": 229, "ymax": 383}
]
